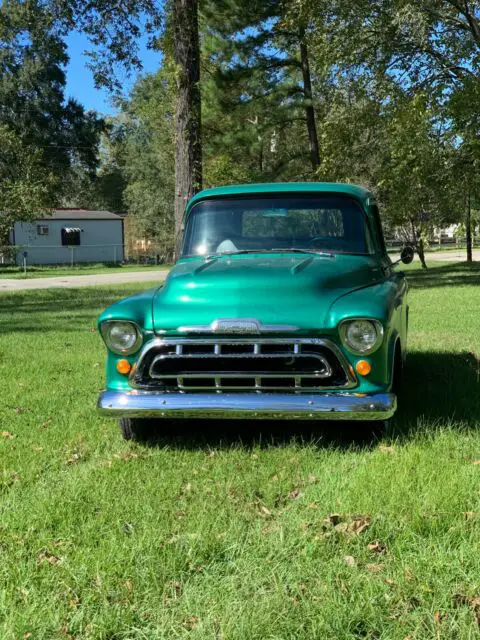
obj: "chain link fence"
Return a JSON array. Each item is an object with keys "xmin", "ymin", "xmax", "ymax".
[{"xmin": 0, "ymin": 244, "xmax": 173, "ymax": 268}]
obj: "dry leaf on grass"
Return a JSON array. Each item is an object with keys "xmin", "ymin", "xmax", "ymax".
[
  {"xmin": 37, "ymin": 550, "xmax": 63, "ymax": 565},
  {"xmin": 378, "ymin": 445, "xmax": 396, "ymax": 454},
  {"xmin": 453, "ymin": 594, "xmax": 480, "ymax": 608},
  {"xmin": 183, "ymin": 615, "xmax": 199, "ymax": 630},
  {"xmin": 322, "ymin": 514, "xmax": 371, "ymax": 537},
  {"xmin": 288, "ymin": 488, "xmax": 301, "ymax": 499},
  {"xmin": 365, "ymin": 563, "xmax": 384, "ymax": 572},
  {"xmin": 114, "ymin": 451, "xmax": 139, "ymax": 462},
  {"xmin": 473, "ymin": 460, "xmax": 480, "ymax": 465},
  {"xmin": 65, "ymin": 452, "xmax": 82, "ymax": 465},
  {"xmin": 367, "ymin": 541, "xmax": 386, "ymax": 554},
  {"xmin": 181, "ymin": 482, "xmax": 192, "ymax": 493},
  {"xmin": 344, "ymin": 555, "xmax": 356, "ymax": 567},
  {"xmin": 1, "ymin": 431, "xmax": 13, "ymax": 439},
  {"xmin": 325, "ymin": 513, "xmax": 341, "ymax": 526}
]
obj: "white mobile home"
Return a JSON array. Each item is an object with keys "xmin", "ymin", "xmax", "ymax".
[{"xmin": 10, "ymin": 209, "xmax": 124, "ymax": 265}]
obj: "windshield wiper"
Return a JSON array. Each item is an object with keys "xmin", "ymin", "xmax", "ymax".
[
  {"xmin": 272, "ymin": 248, "xmax": 335, "ymax": 257},
  {"xmin": 205, "ymin": 249, "xmax": 273, "ymax": 259},
  {"xmin": 206, "ymin": 248, "xmax": 334, "ymax": 259}
]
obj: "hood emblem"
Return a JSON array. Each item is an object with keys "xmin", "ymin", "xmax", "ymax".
[{"xmin": 178, "ymin": 318, "xmax": 299, "ymax": 334}]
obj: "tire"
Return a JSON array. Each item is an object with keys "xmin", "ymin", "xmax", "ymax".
[
  {"xmin": 392, "ymin": 345, "xmax": 404, "ymax": 396},
  {"xmin": 384, "ymin": 346, "xmax": 404, "ymax": 433},
  {"xmin": 119, "ymin": 417, "xmax": 153, "ymax": 441}
]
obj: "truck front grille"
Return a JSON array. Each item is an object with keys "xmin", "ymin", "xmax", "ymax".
[{"xmin": 131, "ymin": 338, "xmax": 356, "ymax": 392}]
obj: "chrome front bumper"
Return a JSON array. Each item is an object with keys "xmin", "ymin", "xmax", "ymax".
[{"xmin": 97, "ymin": 390, "xmax": 396, "ymax": 421}]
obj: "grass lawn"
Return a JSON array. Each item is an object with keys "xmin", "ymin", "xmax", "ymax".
[
  {"xmin": 0, "ymin": 263, "xmax": 171, "ymax": 280},
  {"xmin": 0, "ymin": 261, "xmax": 479, "ymax": 639}
]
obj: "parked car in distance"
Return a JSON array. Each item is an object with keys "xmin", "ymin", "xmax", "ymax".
[{"xmin": 97, "ymin": 183, "xmax": 414, "ymax": 440}]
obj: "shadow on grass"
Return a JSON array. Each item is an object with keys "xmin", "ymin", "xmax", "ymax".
[
  {"xmin": 406, "ymin": 261, "xmax": 480, "ymax": 288},
  {"xmin": 138, "ymin": 350, "xmax": 480, "ymax": 451},
  {"xmin": 392, "ymin": 350, "xmax": 480, "ymax": 434},
  {"xmin": 0, "ymin": 286, "xmax": 156, "ymax": 334}
]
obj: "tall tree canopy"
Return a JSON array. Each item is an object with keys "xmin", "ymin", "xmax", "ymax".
[
  {"xmin": 4, "ymin": 0, "xmax": 477, "ymax": 265},
  {"xmin": 0, "ymin": 0, "xmax": 104, "ymax": 223}
]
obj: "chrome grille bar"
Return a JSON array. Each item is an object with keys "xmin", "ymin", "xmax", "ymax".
[{"xmin": 130, "ymin": 338, "xmax": 357, "ymax": 392}]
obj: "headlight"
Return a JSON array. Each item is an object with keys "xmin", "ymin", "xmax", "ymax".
[
  {"xmin": 339, "ymin": 319, "xmax": 383, "ymax": 355},
  {"xmin": 101, "ymin": 320, "xmax": 142, "ymax": 355}
]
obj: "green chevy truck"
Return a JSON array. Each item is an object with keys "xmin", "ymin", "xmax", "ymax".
[{"xmin": 97, "ymin": 182, "xmax": 413, "ymax": 440}]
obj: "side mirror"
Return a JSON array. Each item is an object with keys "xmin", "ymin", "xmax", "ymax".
[{"xmin": 400, "ymin": 246, "xmax": 415, "ymax": 264}]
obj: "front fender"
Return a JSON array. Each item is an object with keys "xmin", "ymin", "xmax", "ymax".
[
  {"xmin": 97, "ymin": 287, "xmax": 161, "ymax": 391},
  {"xmin": 328, "ymin": 279, "xmax": 405, "ymax": 392},
  {"xmin": 97, "ymin": 286, "xmax": 160, "ymax": 332}
]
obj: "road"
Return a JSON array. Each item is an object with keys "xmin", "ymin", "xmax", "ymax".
[
  {"xmin": 0, "ymin": 268, "xmax": 170, "ymax": 292},
  {"xmin": 391, "ymin": 249, "xmax": 480, "ymax": 262},
  {"xmin": 0, "ymin": 250, "xmax": 477, "ymax": 292}
]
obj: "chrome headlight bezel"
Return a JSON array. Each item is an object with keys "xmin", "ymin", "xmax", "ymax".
[
  {"xmin": 100, "ymin": 320, "xmax": 143, "ymax": 356},
  {"xmin": 339, "ymin": 318, "xmax": 384, "ymax": 355}
]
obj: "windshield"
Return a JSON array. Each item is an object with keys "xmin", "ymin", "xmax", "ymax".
[{"xmin": 182, "ymin": 195, "xmax": 372, "ymax": 257}]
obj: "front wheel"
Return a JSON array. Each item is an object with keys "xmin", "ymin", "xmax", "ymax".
[{"xmin": 119, "ymin": 417, "xmax": 153, "ymax": 441}]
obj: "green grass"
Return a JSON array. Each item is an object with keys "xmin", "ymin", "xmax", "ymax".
[
  {"xmin": 0, "ymin": 262, "xmax": 479, "ymax": 639},
  {"xmin": 0, "ymin": 263, "xmax": 171, "ymax": 280}
]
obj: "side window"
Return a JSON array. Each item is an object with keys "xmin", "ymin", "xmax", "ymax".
[
  {"xmin": 371, "ymin": 205, "xmax": 387, "ymax": 255},
  {"xmin": 61, "ymin": 227, "xmax": 81, "ymax": 246}
]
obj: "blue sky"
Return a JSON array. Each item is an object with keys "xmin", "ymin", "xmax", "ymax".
[{"xmin": 65, "ymin": 31, "xmax": 162, "ymax": 115}]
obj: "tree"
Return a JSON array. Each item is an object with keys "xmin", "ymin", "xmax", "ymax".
[
  {"xmin": 119, "ymin": 71, "xmax": 176, "ymax": 259},
  {"xmin": 377, "ymin": 95, "xmax": 461, "ymax": 268},
  {"xmin": 45, "ymin": 0, "xmax": 201, "ymax": 247},
  {"xmin": 173, "ymin": 0, "xmax": 202, "ymax": 249},
  {"xmin": 0, "ymin": 126, "xmax": 55, "ymax": 246},
  {"xmin": 0, "ymin": 0, "xmax": 104, "ymax": 200},
  {"xmin": 302, "ymin": 0, "xmax": 480, "ymax": 260},
  {"xmin": 202, "ymin": 0, "xmax": 321, "ymax": 177}
]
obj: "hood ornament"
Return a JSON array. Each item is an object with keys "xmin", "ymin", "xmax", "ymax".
[{"xmin": 178, "ymin": 318, "xmax": 299, "ymax": 334}]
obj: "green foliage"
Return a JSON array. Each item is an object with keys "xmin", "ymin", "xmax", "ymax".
[
  {"xmin": 100, "ymin": 71, "xmax": 176, "ymax": 256},
  {"xmin": 0, "ymin": 0, "xmax": 104, "ymax": 210},
  {"xmin": 7, "ymin": 0, "xmax": 478, "ymax": 252},
  {"xmin": 0, "ymin": 126, "xmax": 55, "ymax": 244},
  {"xmin": 378, "ymin": 95, "xmax": 461, "ymax": 237},
  {"xmin": 201, "ymin": 0, "xmax": 321, "ymax": 180}
]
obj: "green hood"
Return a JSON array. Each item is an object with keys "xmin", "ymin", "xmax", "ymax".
[{"xmin": 153, "ymin": 253, "xmax": 384, "ymax": 334}]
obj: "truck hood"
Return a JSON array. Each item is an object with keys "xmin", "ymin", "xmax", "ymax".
[{"xmin": 153, "ymin": 254, "xmax": 384, "ymax": 334}]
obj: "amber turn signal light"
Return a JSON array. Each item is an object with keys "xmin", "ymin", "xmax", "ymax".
[
  {"xmin": 116, "ymin": 359, "xmax": 132, "ymax": 375},
  {"xmin": 355, "ymin": 360, "xmax": 371, "ymax": 376}
]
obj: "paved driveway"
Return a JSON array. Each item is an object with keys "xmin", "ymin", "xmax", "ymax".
[
  {"xmin": 391, "ymin": 249, "xmax": 480, "ymax": 262},
  {"xmin": 0, "ymin": 269, "xmax": 170, "ymax": 292}
]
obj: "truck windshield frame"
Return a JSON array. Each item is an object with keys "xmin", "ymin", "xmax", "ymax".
[{"xmin": 182, "ymin": 194, "xmax": 374, "ymax": 258}]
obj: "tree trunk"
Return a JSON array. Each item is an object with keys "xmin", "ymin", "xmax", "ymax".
[
  {"xmin": 299, "ymin": 29, "xmax": 320, "ymax": 170},
  {"xmin": 411, "ymin": 219, "xmax": 427, "ymax": 269},
  {"xmin": 173, "ymin": 0, "xmax": 202, "ymax": 255},
  {"xmin": 466, "ymin": 192, "xmax": 473, "ymax": 263},
  {"xmin": 417, "ymin": 237, "xmax": 427, "ymax": 269}
]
